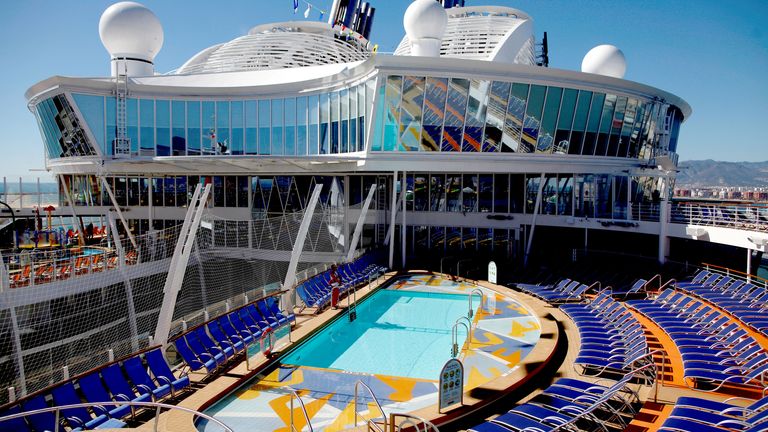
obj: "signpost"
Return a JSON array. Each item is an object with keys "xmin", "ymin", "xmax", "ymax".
[
  {"xmin": 488, "ymin": 261, "xmax": 497, "ymax": 284},
  {"xmin": 438, "ymin": 358, "xmax": 464, "ymax": 412}
]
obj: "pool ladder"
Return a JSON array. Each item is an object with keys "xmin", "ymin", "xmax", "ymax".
[
  {"xmin": 354, "ymin": 381, "xmax": 440, "ymax": 432},
  {"xmin": 348, "ymin": 283, "xmax": 358, "ymax": 322},
  {"xmin": 288, "ymin": 387, "xmax": 314, "ymax": 432},
  {"xmin": 452, "ymin": 317, "xmax": 472, "ymax": 358}
]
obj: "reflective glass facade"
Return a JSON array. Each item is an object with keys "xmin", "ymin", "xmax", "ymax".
[
  {"xmin": 372, "ymin": 75, "xmax": 683, "ymax": 161},
  {"xmin": 40, "ymin": 81, "xmax": 374, "ymax": 160}
]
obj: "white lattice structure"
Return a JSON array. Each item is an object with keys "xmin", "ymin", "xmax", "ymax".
[
  {"xmin": 176, "ymin": 21, "xmax": 372, "ymax": 75},
  {"xmin": 395, "ymin": 6, "xmax": 535, "ymax": 64}
]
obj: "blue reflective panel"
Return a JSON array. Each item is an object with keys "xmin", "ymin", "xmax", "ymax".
[
  {"xmin": 156, "ymin": 99, "xmax": 170, "ymax": 156},
  {"xmin": 308, "ymin": 95, "xmax": 319, "ymax": 154},
  {"xmin": 537, "ymin": 87, "xmax": 561, "ymax": 154},
  {"xmin": 628, "ymin": 102, "xmax": 646, "ymax": 158},
  {"xmin": 231, "ymin": 100, "xmax": 244, "ymax": 155},
  {"xmin": 259, "ymin": 100, "xmax": 271, "ymax": 155},
  {"xmin": 463, "ymin": 79, "xmax": 487, "ymax": 152},
  {"xmin": 398, "ymin": 76, "xmax": 424, "ymax": 152},
  {"xmin": 349, "ymin": 86, "xmax": 357, "ymax": 152},
  {"xmin": 502, "ymin": 83, "xmax": 528, "ymax": 153},
  {"xmin": 618, "ymin": 98, "xmax": 637, "ymax": 158},
  {"xmin": 72, "ymin": 94, "xmax": 106, "ymax": 154},
  {"xmin": 483, "ymin": 81, "xmax": 510, "ymax": 153},
  {"xmin": 216, "ymin": 101, "xmax": 230, "ymax": 155},
  {"xmin": 202, "ymin": 101, "xmax": 215, "ymax": 154},
  {"xmin": 359, "ymin": 82, "xmax": 368, "ymax": 151},
  {"xmin": 582, "ymin": 93, "xmax": 604, "ymax": 156},
  {"xmin": 127, "ymin": 98, "xmax": 138, "ymax": 155},
  {"xmin": 272, "ymin": 99, "xmax": 284, "ymax": 155},
  {"xmin": 382, "ymin": 76, "xmax": 402, "ymax": 152},
  {"xmin": 319, "ymin": 93, "xmax": 330, "ymax": 154},
  {"xmin": 522, "ymin": 85, "xmax": 545, "ymax": 153},
  {"xmin": 245, "ymin": 100, "xmax": 257, "ymax": 155},
  {"xmin": 445, "ymin": 174, "xmax": 462, "ymax": 212},
  {"xmin": 106, "ymin": 97, "xmax": 116, "ymax": 156},
  {"xmin": 172, "ymin": 100, "xmax": 186, "ymax": 155},
  {"xmin": 340, "ymin": 89, "xmax": 349, "ymax": 153},
  {"xmin": 668, "ymin": 107, "xmax": 682, "ymax": 154},
  {"xmin": 296, "ymin": 97, "xmax": 308, "ymax": 155},
  {"xmin": 330, "ymin": 92, "xmax": 339, "ymax": 153},
  {"xmin": 568, "ymin": 90, "xmax": 591, "ymax": 155},
  {"xmin": 139, "ymin": 99, "xmax": 154, "ymax": 155},
  {"xmin": 371, "ymin": 82, "xmax": 385, "ymax": 151},
  {"xmin": 595, "ymin": 94, "xmax": 617, "ymax": 156},
  {"xmin": 554, "ymin": 88, "xmax": 577, "ymax": 154},
  {"xmin": 284, "ymin": 98, "xmax": 296, "ymax": 156},
  {"xmin": 429, "ymin": 174, "xmax": 444, "ymax": 211},
  {"xmin": 187, "ymin": 101, "xmax": 201, "ymax": 155},
  {"xmin": 607, "ymin": 96, "xmax": 627, "ymax": 157},
  {"xmin": 422, "ymin": 77, "xmax": 447, "ymax": 152},
  {"xmin": 493, "ymin": 173, "xmax": 509, "ymax": 213},
  {"xmin": 442, "ymin": 78, "xmax": 469, "ymax": 152},
  {"xmin": 35, "ymin": 99, "xmax": 61, "ymax": 158}
]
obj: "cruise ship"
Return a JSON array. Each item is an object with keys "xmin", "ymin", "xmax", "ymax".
[{"xmin": 2, "ymin": 0, "xmax": 768, "ymax": 431}]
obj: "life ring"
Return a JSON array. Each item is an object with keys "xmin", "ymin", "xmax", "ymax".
[{"xmin": 261, "ymin": 327, "xmax": 274, "ymax": 357}]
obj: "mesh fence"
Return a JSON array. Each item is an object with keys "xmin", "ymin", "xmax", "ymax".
[{"xmin": 0, "ymin": 203, "xmax": 346, "ymax": 405}]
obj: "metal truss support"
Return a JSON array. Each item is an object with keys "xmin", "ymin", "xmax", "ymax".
[
  {"xmin": 154, "ymin": 184, "xmax": 211, "ymax": 347},
  {"xmin": 59, "ymin": 175, "xmax": 86, "ymax": 247},
  {"xmin": 346, "ymin": 184, "xmax": 377, "ymax": 261},
  {"xmin": 100, "ymin": 177, "xmax": 138, "ymax": 250},
  {"xmin": 283, "ymin": 184, "xmax": 324, "ymax": 291},
  {"xmin": 523, "ymin": 173, "xmax": 546, "ymax": 267}
]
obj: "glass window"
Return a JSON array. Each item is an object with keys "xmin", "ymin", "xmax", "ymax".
[
  {"xmin": 607, "ymin": 96, "xmax": 627, "ymax": 157},
  {"xmin": 510, "ymin": 174, "xmax": 524, "ymax": 213},
  {"xmin": 445, "ymin": 174, "xmax": 462, "ymax": 212},
  {"xmin": 156, "ymin": 99, "xmax": 170, "ymax": 156},
  {"xmin": 237, "ymin": 176, "xmax": 249, "ymax": 208},
  {"xmin": 421, "ymin": 77, "xmax": 447, "ymax": 152},
  {"xmin": 272, "ymin": 98, "xmax": 284, "ymax": 155},
  {"xmin": 483, "ymin": 81, "xmax": 510, "ymax": 152},
  {"xmin": 478, "ymin": 174, "xmax": 492, "ymax": 212},
  {"xmin": 139, "ymin": 99, "xmax": 154, "ymax": 155},
  {"xmin": 296, "ymin": 97, "xmax": 308, "ymax": 155},
  {"xmin": 106, "ymin": 97, "xmax": 116, "ymax": 156},
  {"xmin": 225, "ymin": 176, "xmax": 237, "ymax": 207},
  {"xmin": 442, "ymin": 78, "xmax": 469, "ymax": 152},
  {"xmin": 139, "ymin": 177, "xmax": 149, "ymax": 206},
  {"xmin": 628, "ymin": 102, "xmax": 646, "ymax": 159},
  {"xmin": 202, "ymin": 101, "xmax": 215, "ymax": 155},
  {"xmin": 382, "ymin": 76, "xmax": 402, "ymax": 152},
  {"xmin": 568, "ymin": 90, "xmax": 591, "ymax": 155},
  {"xmin": 429, "ymin": 174, "xmax": 445, "ymax": 211},
  {"xmin": 360, "ymin": 83, "xmax": 368, "ymax": 152},
  {"xmin": 349, "ymin": 86, "xmax": 357, "ymax": 152},
  {"xmin": 595, "ymin": 94, "xmax": 617, "ymax": 156},
  {"xmin": 187, "ymin": 101, "xmax": 201, "ymax": 155},
  {"xmin": 126, "ymin": 98, "xmax": 138, "ymax": 155},
  {"xmin": 308, "ymin": 94, "xmax": 319, "ymax": 155},
  {"xmin": 462, "ymin": 227, "xmax": 477, "ymax": 251},
  {"xmin": 176, "ymin": 176, "xmax": 187, "ymax": 207},
  {"xmin": 320, "ymin": 93, "xmax": 330, "ymax": 153},
  {"xmin": 463, "ymin": 79, "xmax": 487, "ymax": 152},
  {"xmin": 537, "ymin": 87, "xmax": 561, "ymax": 153},
  {"xmin": 164, "ymin": 177, "xmax": 175, "ymax": 207},
  {"xmin": 127, "ymin": 177, "xmax": 140, "ymax": 206},
  {"xmin": 462, "ymin": 174, "xmax": 478, "ymax": 211},
  {"xmin": 329, "ymin": 92, "xmax": 339, "ymax": 153},
  {"xmin": 493, "ymin": 173, "xmax": 509, "ymax": 213},
  {"xmin": 446, "ymin": 227, "xmax": 462, "ymax": 251},
  {"xmin": 213, "ymin": 176, "xmax": 224, "ymax": 207},
  {"xmin": 503, "ymin": 83, "xmax": 529, "ymax": 153},
  {"xmin": 72, "ymin": 94, "xmax": 106, "ymax": 154},
  {"xmin": 618, "ymin": 98, "xmax": 637, "ymax": 158},
  {"xmin": 340, "ymin": 89, "xmax": 349, "ymax": 153},
  {"xmin": 216, "ymin": 101, "xmax": 230, "ymax": 155},
  {"xmin": 259, "ymin": 100, "xmax": 271, "ymax": 155},
  {"xmin": 114, "ymin": 177, "xmax": 128, "ymax": 206},
  {"xmin": 413, "ymin": 174, "xmax": 428, "ymax": 211},
  {"xmin": 245, "ymin": 100, "xmax": 258, "ymax": 155},
  {"xmin": 171, "ymin": 100, "xmax": 185, "ymax": 156},
  {"xmin": 399, "ymin": 76, "xmax": 424, "ymax": 152},
  {"xmin": 557, "ymin": 175, "xmax": 573, "ymax": 216},
  {"xmin": 284, "ymin": 97, "xmax": 296, "ymax": 156},
  {"xmin": 525, "ymin": 175, "xmax": 540, "ymax": 214},
  {"xmin": 554, "ymin": 89, "xmax": 577, "ymax": 154},
  {"xmin": 431, "ymin": 226, "xmax": 445, "ymax": 252},
  {"xmin": 522, "ymin": 85, "xmax": 545, "ymax": 153},
  {"xmin": 582, "ymin": 93, "xmax": 604, "ymax": 155},
  {"xmin": 152, "ymin": 177, "xmax": 163, "ymax": 206},
  {"xmin": 230, "ymin": 100, "xmax": 244, "ymax": 155}
]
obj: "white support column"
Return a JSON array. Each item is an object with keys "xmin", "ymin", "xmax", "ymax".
[
  {"xmin": 387, "ymin": 175, "xmax": 405, "ymax": 269},
  {"xmin": 347, "ymin": 184, "xmax": 377, "ymax": 261},
  {"xmin": 523, "ymin": 174, "xmax": 546, "ymax": 267},
  {"xmin": 107, "ymin": 213, "xmax": 126, "ymax": 266},
  {"xmin": 8, "ymin": 306, "xmax": 27, "ymax": 396},
  {"xmin": 100, "ymin": 177, "xmax": 138, "ymax": 250},
  {"xmin": 154, "ymin": 184, "xmax": 209, "ymax": 347},
  {"xmin": 747, "ymin": 249, "xmax": 752, "ymax": 283},
  {"xmin": 401, "ymin": 171, "xmax": 407, "ymax": 269},
  {"xmin": 282, "ymin": 184, "xmax": 324, "ymax": 291}
]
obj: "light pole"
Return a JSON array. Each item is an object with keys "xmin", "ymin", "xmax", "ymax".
[{"xmin": 0, "ymin": 200, "xmax": 17, "ymax": 250}]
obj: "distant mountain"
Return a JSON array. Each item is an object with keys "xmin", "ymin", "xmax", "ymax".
[{"xmin": 676, "ymin": 160, "xmax": 768, "ymax": 188}]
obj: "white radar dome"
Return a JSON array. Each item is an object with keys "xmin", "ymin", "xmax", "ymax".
[
  {"xmin": 404, "ymin": 0, "xmax": 448, "ymax": 41},
  {"xmin": 99, "ymin": 2, "xmax": 163, "ymax": 61},
  {"xmin": 581, "ymin": 44, "xmax": 626, "ymax": 79}
]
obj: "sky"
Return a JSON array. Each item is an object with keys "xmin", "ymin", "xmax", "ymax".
[{"xmin": 0, "ymin": 0, "xmax": 766, "ymax": 181}]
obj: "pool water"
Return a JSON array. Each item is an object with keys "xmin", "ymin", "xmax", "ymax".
[{"xmin": 282, "ymin": 289, "xmax": 473, "ymax": 380}]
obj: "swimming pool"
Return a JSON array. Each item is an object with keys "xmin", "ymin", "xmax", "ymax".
[
  {"xmin": 282, "ymin": 289, "xmax": 472, "ymax": 380},
  {"xmin": 199, "ymin": 274, "xmax": 542, "ymax": 432}
]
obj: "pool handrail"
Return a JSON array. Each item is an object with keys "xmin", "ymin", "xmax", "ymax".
[
  {"xmin": 468, "ymin": 288, "xmax": 483, "ymax": 319},
  {"xmin": 355, "ymin": 380, "xmax": 387, "ymax": 432},
  {"xmin": 389, "ymin": 413, "xmax": 440, "ymax": 432},
  {"xmin": 286, "ymin": 387, "xmax": 313, "ymax": 432},
  {"xmin": 0, "ymin": 400, "xmax": 234, "ymax": 432}
]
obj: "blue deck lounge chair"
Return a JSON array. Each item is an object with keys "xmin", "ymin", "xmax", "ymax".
[
  {"xmin": 51, "ymin": 381, "xmax": 126, "ymax": 430},
  {"xmin": 78, "ymin": 371, "xmax": 133, "ymax": 420},
  {"xmin": 123, "ymin": 356, "xmax": 171, "ymax": 401}
]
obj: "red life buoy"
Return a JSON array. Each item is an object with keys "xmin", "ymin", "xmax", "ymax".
[{"xmin": 261, "ymin": 327, "xmax": 274, "ymax": 357}]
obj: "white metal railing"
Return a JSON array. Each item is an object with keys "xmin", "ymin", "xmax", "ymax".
[
  {"xmin": 287, "ymin": 387, "xmax": 314, "ymax": 432},
  {"xmin": 669, "ymin": 202, "xmax": 768, "ymax": 231},
  {"xmin": 354, "ymin": 380, "xmax": 387, "ymax": 432},
  {"xmin": 0, "ymin": 176, "xmax": 58, "ymax": 210},
  {"xmin": 388, "ymin": 413, "xmax": 440, "ymax": 432},
  {"xmin": 0, "ymin": 401, "xmax": 234, "ymax": 432}
]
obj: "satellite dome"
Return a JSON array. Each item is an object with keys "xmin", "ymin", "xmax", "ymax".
[
  {"xmin": 404, "ymin": 0, "xmax": 448, "ymax": 41},
  {"xmin": 581, "ymin": 44, "xmax": 626, "ymax": 79},
  {"xmin": 99, "ymin": 2, "xmax": 163, "ymax": 61}
]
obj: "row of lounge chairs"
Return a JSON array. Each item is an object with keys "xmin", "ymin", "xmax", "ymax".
[
  {"xmin": 468, "ymin": 369, "xmax": 646, "ymax": 432},
  {"xmin": 296, "ymin": 254, "xmax": 386, "ymax": 310},
  {"xmin": 0, "ymin": 347, "xmax": 187, "ymax": 431},
  {"xmin": 173, "ymin": 296, "xmax": 295, "ymax": 377},
  {"xmin": 627, "ymin": 289, "xmax": 768, "ymax": 392},
  {"xmin": 514, "ymin": 278, "xmax": 590, "ymax": 303},
  {"xmin": 560, "ymin": 290, "xmax": 650, "ymax": 375},
  {"xmin": 9, "ymin": 251, "xmax": 139, "ymax": 288},
  {"xmin": 677, "ymin": 270, "xmax": 768, "ymax": 336},
  {"xmin": 658, "ymin": 395, "xmax": 768, "ymax": 431}
]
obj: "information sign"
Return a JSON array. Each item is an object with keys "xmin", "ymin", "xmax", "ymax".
[
  {"xmin": 438, "ymin": 358, "xmax": 464, "ymax": 412},
  {"xmin": 488, "ymin": 261, "xmax": 497, "ymax": 284}
]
